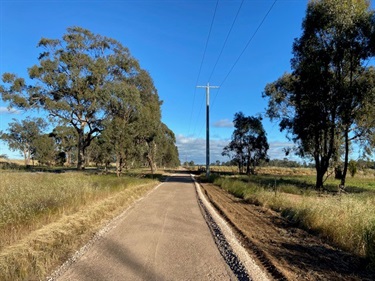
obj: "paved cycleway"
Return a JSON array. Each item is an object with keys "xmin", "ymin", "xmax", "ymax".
[{"xmin": 57, "ymin": 173, "xmax": 233, "ymax": 281}]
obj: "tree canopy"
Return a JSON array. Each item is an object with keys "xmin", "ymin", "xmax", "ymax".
[
  {"xmin": 0, "ymin": 27, "xmax": 179, "ymax": 172},
  {"xmin": 222, "ymin": 112, "xmax": 269, "ymax": 175},
  {"xmin": 263, "ymin": 0, "xmax": 375, "ymax": 189},
  {"xmin": 0, "ymin": 118, "xmax": 47, "ymax": 165}
]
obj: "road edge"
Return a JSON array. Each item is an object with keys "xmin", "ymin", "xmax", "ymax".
[
  {"xmin": 192, "ymin": 175, "xmax": 271, "ymax": 281},
  {"xmin": 46, "ymin": 179, "xmax": 168, "ymax": 281}
]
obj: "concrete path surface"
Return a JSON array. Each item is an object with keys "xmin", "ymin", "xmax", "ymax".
[{"xmin": 57, "ymin": 173, "xmax": 233, "ymax": 281}]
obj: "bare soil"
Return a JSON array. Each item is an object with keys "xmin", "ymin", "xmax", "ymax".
[{"xmin": 200, "ymin": 182, "xmax": 375, "ymax": 281}]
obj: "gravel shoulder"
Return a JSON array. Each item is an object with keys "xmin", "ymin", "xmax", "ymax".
[{"xmin": 200, "ymin": 182, "xmax": 375, "ymax": 281}]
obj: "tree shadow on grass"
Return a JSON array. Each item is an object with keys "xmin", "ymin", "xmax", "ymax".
[
  {"xmin": 272, "ymin": 242, "xmax": 374, "ymax": 280},
  {"xmin": 265, "ymin": 214, "xmax": 375, "ymax": 280}
]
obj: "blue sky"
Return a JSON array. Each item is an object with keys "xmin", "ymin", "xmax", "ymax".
[{"xmin": 0, "ymin": 0, "xmax": 373, "ymax": 164}]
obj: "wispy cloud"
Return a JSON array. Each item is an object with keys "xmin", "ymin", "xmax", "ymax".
[
  {"xmin": 0, "ymin": 107, "xmax": 21, "ymax": 114},
  {"xmin": 213, "ymin": 119, "xmax": 233, "ymax": 128},
  {"xmin": 268, "ymin": 141, "xmax": 295, "ymax": 160}
]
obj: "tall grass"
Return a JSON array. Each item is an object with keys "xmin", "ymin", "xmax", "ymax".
[
  {"xmin": 0, "ymin": 172, "xmax": 155, "ymax": 248},
  {"xmin": 0, "ymin": 171, "xmax": 158, "ymax": 280},
  {"xmin": 213, "ymin": 175, "xmax": 375, "ymax": 266}
]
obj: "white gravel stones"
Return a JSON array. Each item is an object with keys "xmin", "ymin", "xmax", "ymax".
[{"xmin": 193, "ymin": 175, "xmax": 270, "ymax": 281}]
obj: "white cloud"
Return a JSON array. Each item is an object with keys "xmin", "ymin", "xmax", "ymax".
[
  {"xmin": 212, "ymin": 119, "xmax": 233, "ymax": 128},
  {"xmin": 268, "ymin": 141, "xmax": 296, "ymax": 160},
  {"xmin": 176, "ymin": 135, "xmax": 298, "ymax": 164},
  {"xmin": 0, "ymin": 107, "xmax": 21, "ymax": 114},
  {"xmin": 176, "ymin": 134, "xmax": 230, "ymax": 164}
]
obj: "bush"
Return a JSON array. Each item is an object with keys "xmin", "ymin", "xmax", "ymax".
[{"xmin": 349, "ymin": 160, "xmax": 357, "ymax": 177}]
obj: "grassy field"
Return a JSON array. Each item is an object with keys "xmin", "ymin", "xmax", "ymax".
[
  {"xmin": 0, "ymin": 170, "xmax": 160, "ymax": 280},
  {"xmin": 206, "ymin": 169, "xmax": 375, "ymax": 268}
]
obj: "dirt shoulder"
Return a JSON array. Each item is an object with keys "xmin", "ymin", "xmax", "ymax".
[{"xmin": 200, "ymin": 182, "xmax": 375, "ymax": 281}]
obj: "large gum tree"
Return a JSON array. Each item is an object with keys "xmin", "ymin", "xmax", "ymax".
[
  {"xmin": 263, "ymin": 0, "xmax": 375, "ymax": 189},
  {"xmin": 0, "ymin": 27, "xmax": 140, "ymax": 169}
]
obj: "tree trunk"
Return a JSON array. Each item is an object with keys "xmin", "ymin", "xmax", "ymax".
[
  {"xmin": 146, "ymin": 141, "xmax": 157, "ymax": 174},
  {"xmin": 77, "ymin": 129, "xmax": 85, "ymax": 170},
  {"xmin": 239, "ymin": 155, "xmax": 244, "ymax": 174},
  {"xmin": 341, "ymin": 128, "xmax": 350, "ymax": 187},
  {"xmin": 316, "ymin": 167, "xmax": 324, "ymax": 190},
  {"xmin": 25, "ymin": 143, "xmax": 31, "ymax": 166},
  {"xmin": 66, "ymin": 151, "xmax": 71, "ymax": 167},
  {"xmin": 116, "ymin": 153, "xmax": 122, "ymax": 177},
  {"xmin": 23, "ymin": 147, "xmax": 28, "ymax": 166},
  {"xmin": 146, "ymin": 155, "xmax": 155, "ymax": 175},
  {"xmin": 246, "ymin": 155, "xmax": 251, "ymax": 175}
]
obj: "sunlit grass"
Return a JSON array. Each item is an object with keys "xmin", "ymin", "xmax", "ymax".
[
  {"xmin": 0, "ymin": 171, "xmax": 158, "ymax": 280},
  {"xmin": 0, "ymin": 172, "xmax": 155, "ymax": 248},
  {"xmin": 212, "ymin": 173, "xmax": 375, "ymax": 267}
]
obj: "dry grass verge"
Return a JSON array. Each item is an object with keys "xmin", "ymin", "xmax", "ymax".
[
  {"xmin": 213, "ymin": 175, "xmax": 375, "ymax": 268},
  {"xmin": 0, "ymin": 171, "xmax": 158, "ymax": 280}
]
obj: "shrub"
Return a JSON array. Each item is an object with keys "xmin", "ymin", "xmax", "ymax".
[{"xmin": 349, "ymin": 160, "xmax": 357, "ymax": 177}]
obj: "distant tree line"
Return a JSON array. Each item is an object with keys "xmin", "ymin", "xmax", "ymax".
[
  {"xmin": 183, "ymin": 158, "xmax": 374, "ymax": 172},
  {"xmin": 0, "ymin": 27, "xmax": 180, "ymax": 174}
]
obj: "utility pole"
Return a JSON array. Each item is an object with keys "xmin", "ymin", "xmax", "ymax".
[{"xmin": 197, "ymin": 82, "xmax": 219, "ymax": 177}]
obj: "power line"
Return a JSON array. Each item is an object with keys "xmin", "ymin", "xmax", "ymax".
[
  {"xmin": 208, "ymin": 0, "xmax": 245, "ymax": 82},
  {"xmin": 185, "ymin": 0, "xmax": 219, "ymax": 162},
  {"xmin": 211, "ymin": 0, "xmax": 278, "ymax": 109},
  {"xmin": 189, "ymin": 0, "xmax": 278, "ymax": 163},
  {"xmin": 192, "ymin": 0, "xmax": 243, "ymax": 141},
  {"xmin": 195, "ymin": 0, "xmax": 219, "ymax": 87},
  {"xmin": 219, "ymin": 0, "xmax": 278, "ymax": 88},
  {"xmin": 188, "ymin": 0, "xmax": 219, "ymax": 136}
]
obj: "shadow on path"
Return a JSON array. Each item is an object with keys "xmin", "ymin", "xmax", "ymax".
[{"xmin": 73, "ymin": 238, "xmax": 165, "ymax": 281}]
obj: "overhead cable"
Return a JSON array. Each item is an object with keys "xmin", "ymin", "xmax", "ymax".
[
  {"xmin": 186, "ymin": 0, "xmax": 220, "ymax": 160},
  {"xmin": 208, "ymin": 0, "xmax": 245, "ymax": 82},
  {"xmin": 211, "ymin": 0, "xmax": 278, "ymax": 110},
  {"xmin": 219, "ymin": 0, "xmax": 278, "ymax": 88},
  {"xmin": 188, "ymin": 0, "xmax": 219, "ymax": 136}
]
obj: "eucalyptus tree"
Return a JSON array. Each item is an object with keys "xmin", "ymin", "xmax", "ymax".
[
  {"xmin": 0, "ymin": 117, "xmax": 47, "ymax": 165},
  {"xmin": 155, "ymin": 123, "xmax": 180, "ymax": 168},
  {"xmin": 315, "ymin": 0, "xmax": 375, "ymax": 186},
  {"xmin": 0, "ymin": 27, "xmax": 140, "ymax": 169},
  {"xmin": 88, "ymin": 136, "xmax": 115, "ymax": 171},
  {"xmin": 101, "ymin": 80, "xmax": 141, "ymax": 176},
  {"xmin": 49, "ymin": 125, "xmax": 78, "ymax": 166},
  {"xmin": 131, "ymin": 70, "xmax": 163, "ymax": 174},
  {"xmin": 352, "ymin": 67, "xmax": 375, "ymax": 159},
  {"xmin": 33, "ymin": 134, "xmax": 56, "ymax": 166},
  {"xmin": 223, "ymin": 112, "xmax": 269, "ymax": 175},
  {"xmin": 263, "ymin": 0, "xmax": 375, "ymax": 188}
]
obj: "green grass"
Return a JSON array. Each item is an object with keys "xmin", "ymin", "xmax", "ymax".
[
  {"xmin": 0, "ymin": 171, "xmax": 159, "ymax": 280},
  {"xmin": 212, "ymin": 173, "xmax": 375, "ymax": 267}
]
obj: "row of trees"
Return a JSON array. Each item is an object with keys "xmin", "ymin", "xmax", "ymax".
[
  {"xmin": 0, "ymin": 27, "xmax": 180, "ymax": 174},
  {"xmin": 0, "ymin": 117, "xmax": 179, "ymax": 172},
  {"xmin": 263, "ymin": 0, "xmax": 375, "ymax": 188}
]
